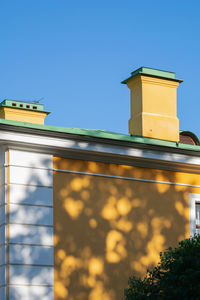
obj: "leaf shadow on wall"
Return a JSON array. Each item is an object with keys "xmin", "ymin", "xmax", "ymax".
[
  {"xmin": 7, "ymin": 157, "xmax": 54, "ymax": 300},
  {"xmin": 53, "ymin": 156, "xmax": 200, "ymax": 300}
]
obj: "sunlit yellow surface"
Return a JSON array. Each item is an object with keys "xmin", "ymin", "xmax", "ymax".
[
  {"xmin": 0, "ymin": 107, "xmax": 48, "ymax": 124},
  {"xmin": 126, "ymin": 74, "xmax": 180, "ymax": 141},
  {"xmin": 54, "ymin": 157, "xmax": 200, "ymax": 300}
]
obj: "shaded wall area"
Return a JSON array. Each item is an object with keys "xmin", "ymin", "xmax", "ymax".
[
  {"xmin": 5, "ymin": 149, "xmax": 54, "ymax": 300},
  {"xmin": 53, "ymin": 157, "xmax": 200, "ymax": 300}
]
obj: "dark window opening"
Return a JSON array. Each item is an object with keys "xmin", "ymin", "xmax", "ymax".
[{"xmin": 196, "ymin": 203, "xmax": 200, "ymax": 231}]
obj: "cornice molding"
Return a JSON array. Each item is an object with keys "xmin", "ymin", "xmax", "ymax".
[{"xmin": 0, "ymin": 128, "xmax": 200, "ymax": 174}]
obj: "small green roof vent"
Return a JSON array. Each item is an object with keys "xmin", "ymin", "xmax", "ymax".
[
  {"xmin": 0, "ymin": 99, "xmax": 47, "ymax": 112},
  {"xmin": 0, "ymin": 99, "xmax": 50, "ymax": 124}
]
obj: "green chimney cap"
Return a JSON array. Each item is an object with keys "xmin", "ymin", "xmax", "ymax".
[
  {"xmin": 0, "ymin": 99, "xmax": 50, "ymax": 114},
  {"xmin": 121, "ymin": 67, "xmax": 183, "ymax": 84}
]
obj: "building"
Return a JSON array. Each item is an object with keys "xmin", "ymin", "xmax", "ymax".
[{"xmin": 0, "ymin": 67, "xmax": 200, "ymax": 300}]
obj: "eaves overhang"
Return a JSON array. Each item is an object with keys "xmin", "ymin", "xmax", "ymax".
[
  {"xmin": 0, "ymin": 120, "xmax": 200, "ymax": 174},
  {"xmin": 0, "ymin": 119, "xmax": 199, "ymax": 155}
]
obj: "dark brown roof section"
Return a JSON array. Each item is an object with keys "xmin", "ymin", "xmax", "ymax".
[{"xmin": 180, "ymin": 131, "xmax": 199, "ymax": 145}]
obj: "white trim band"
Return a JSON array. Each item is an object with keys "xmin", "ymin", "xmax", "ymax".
[
  {"xmin": 53, "ymin": 168, "xmax": 200, "ymax": 188},
  {"xmin": 1, "ymin": 130, "xmax": 200, "ymax": 166}
]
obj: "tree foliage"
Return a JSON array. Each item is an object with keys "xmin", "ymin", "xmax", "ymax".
[{"xmin": 124, "ymin": 235, "xmax": 200, "ymax": 300}]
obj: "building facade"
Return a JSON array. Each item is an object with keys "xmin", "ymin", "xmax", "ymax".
[{"xmin": 0, "ymin": 67, "xmax": 200, "ymax": 299}]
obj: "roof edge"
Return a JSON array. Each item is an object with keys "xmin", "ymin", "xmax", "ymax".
[{"xmin": 0, "ymin": 118, "xmax": 200, "ymax": 153}]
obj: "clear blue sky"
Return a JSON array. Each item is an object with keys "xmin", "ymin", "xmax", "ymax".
[{"xmin": 0, "ymin": 1, "xmax": 200, "ymax": 136}]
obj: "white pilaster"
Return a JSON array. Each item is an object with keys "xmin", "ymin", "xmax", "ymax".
[{"xmin": 6, "ymin": 149, "xmax": 54, "ymax": 300}]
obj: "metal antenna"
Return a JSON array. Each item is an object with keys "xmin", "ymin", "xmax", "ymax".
[{"xmin": 33, "ymin": 97, "xmax": 44, "ymax": 104}]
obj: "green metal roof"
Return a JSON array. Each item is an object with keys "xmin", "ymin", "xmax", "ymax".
[
  {"xmin": 121, "ymin": 67, "xmax": 183, "ymax": 84},
  {"xmin": 0, "ymin": 118, "xmax": 199, "ymax": 152}
]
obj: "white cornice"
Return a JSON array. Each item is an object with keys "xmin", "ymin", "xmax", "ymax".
[{"xmin": 0, "ymin": 130, "xmax": 200, "ymax": 171}]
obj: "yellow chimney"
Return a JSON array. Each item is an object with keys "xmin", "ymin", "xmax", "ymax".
[
  {"xmin": 122, "ymin": 67, "xmax": 183, "ymax": 142},
  {"xmin": 0, "ymin": 100, "xmax": 50, "ymax": 125}
]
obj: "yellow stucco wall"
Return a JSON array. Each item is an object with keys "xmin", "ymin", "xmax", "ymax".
[
  {"xmin": 53, "ymin": 157, "xmax": 200, "ymax": 300},
  {"xmin": 0, "ymin": 107, "xmax": 47, "ymax": 124},
  {"xmin": 127, "ymin": 75, "xmax": 180, "ymax": 141}
]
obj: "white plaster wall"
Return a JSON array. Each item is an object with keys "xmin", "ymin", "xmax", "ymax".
[
  {"xmin": 9, "ymin": 265, "xmax": 54, "ymax": 285},
  {"xmin": 9, "ymin": 245, "xmax": 53, "ymax": 265},
  {"xmin": 0, "ymin": 266, "xmax": 6, "ymax": 285},
  {"xmin": 0, "ymin": 183, "xmax": 6, "ymax": 206},
  {"xmin": 9, "ymin": 150, "xmax": 52, "ymax": 169},
  {"xmin": 9, "ymin": 224, "xmax": 53, "ymax": 245},
  {"xmin": 9, "ymin": 286, "xmax": 54, "ymax": 300},
  {"xmin": 0, "ymin": 205, "xmax": 6, "ymax": 225},
  {"xmin": 7, "ymin": 149, "xmax": 54, "ymax": 300},
  {"xmin": 0, "ymin": 287, "xmax": 6, "ymax": 299},
  {"xmin": 0, "ymin": 168, "xmax": 5, "ymax": 185},
  {"xmin": 9, "ymin": 166, "xmax": 53, "ymax": 186},
  {"xmin": 0, "ymin": 225, "xmax": 6, "ymax": 245},
  {"xmin": 9, "ymin": 184, "xmax": 52, "ymax": 206},
  {"xmin": 0, "ymin": 245, "xmax": 6, "ymax": 265},
  {"xmin": 0, "ymin": 148, "xmax": 6, "ymax": 299},
  {"xmin": 9, "ymin": 204, "xmax": 53, "ymax": 225}
]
